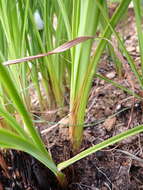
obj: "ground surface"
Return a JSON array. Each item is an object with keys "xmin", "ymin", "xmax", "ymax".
[{"xmin": 0, "ymin": 7, "xmax": 143, "ymax": 190}]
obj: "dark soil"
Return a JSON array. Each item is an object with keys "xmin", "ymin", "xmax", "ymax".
[
  {"xmin": 0, "ymin": 150, "xmax": 61, "ymax": 190},
  {"xmin": 1, "ymin": 7, "xmax": 143, "ymax": 190}
]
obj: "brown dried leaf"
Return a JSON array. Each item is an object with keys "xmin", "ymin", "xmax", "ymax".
[
  {"xmin": 0, "ymin": 152, "xmax": 10, "ymax": 178},
  {"xmin": 3, "ymin": 36, "xmax": 95, "ymax": 66}
]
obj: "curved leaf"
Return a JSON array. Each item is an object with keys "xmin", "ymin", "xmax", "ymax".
[
  {"xmin": 0, "ymin": 105, "xmax": 29, "ymax": 139},
  {"xmin": 0, "ymin": 63, "xmax": 48, "ymax": 153},
  {"xmin": 58, "ymin": 124, "xmax": 143, "ymax": 170},
  {"xmin": 0, "ymin": 128, "xmax": 58, "ymax": 174}
]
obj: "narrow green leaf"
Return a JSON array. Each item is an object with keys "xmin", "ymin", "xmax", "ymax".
[
  {"xmin": 0, "ymin": 105, "xmax": 29, "ymax": 139},
  {"xmin": 95, "ymin": 0, "xmax": 143, "ymax": 88},
  {"xmin": 0, "ymin": 63, "xmax": 48, "ymax": 153},
  {"xmin": 58, "ymin": 124, "xmax": 143, "ymax": 171},
  {"xmin": 96, "ymin": 73, "xmax": 142, "ymax": 99},
  {"xmin": 0, "ymin": 128, "xmax": 58, "ymax": 174},
  {"xmin": 133, "ymin": 0, "xmax": 143, "ymax": 75}
]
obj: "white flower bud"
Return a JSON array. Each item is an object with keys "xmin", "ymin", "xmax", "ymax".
[{"xmin": 34, "ymin": 10, "xmax": 44, "ymax": 30}]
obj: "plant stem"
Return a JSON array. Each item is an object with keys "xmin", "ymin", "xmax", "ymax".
[{"xmin": 69, "ymin": 0, "xmax": 131, "ymax": 152}]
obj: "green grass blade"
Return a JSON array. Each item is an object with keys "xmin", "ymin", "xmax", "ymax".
[
  {"xmin": 133, "ymin": 0, "xmax": 143, "ymax": 75},
  {"xmin": 0, "ymin": 105, "xmax": 30, "ymax": 139},
  {"xmin": 100, "ymin": 1, "xmax": 123, "ymax": 77},
  {"xmin": 57, "ymin": 0, "xmax": 71, "ymax": 40},
  {"xmin": 96, "ymin": 73, "xmax": 142, "ymax": 99},
  {"xmin": 58, "ymin": 124, "xmax": 143, "ymax": 171},
  {"xmin": 69, "ymin": 0, "xmax": 102, "ymax": 151},
  {"xmin": 0, "ymin": 128, "xmax": 58, "ymax": 174},
  {"xmin": 20, "ymin": 0, "xmax": 29, "ymax": 55},
  {"xmin": 95, "ymin": 0, "xmax": 143, "ymax": 88},
  {"xmin": 69, "ymin": 0, "xmax": 131, "ymax": 151},
  {"xmin": 0, "ymin": 63, "xmax": 47, "ymax": 153}
]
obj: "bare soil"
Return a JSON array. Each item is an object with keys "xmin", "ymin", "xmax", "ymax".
[{"xmin": 1, "ymin": 7, "xmax": 143, "ymax": 190}]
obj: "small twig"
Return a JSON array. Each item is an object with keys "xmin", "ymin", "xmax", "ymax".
[
  {"xmin": 104, "ymin": 182, "xmax": 112, "ymax": 190},
  {"xmin": 40, "ymin": 107, "xmax": 130, "ymax": 135},
  {"xmin": 72, "ymin": 183, "xmax": 93, "ymax": 189},
  {"xmin": 116, "ymin": 149, "xmax": 143, "ymax": 163},
  {"xmin": 96, "ymin": 166, "xmax": 112, "ymax": 186},
  {"xmin": 41, "ymin": 114, "xmax": 69, "ymax": 135},
  {"xmin": 101, "ymin": 144, "xmax": 120, "ymax": 152},
  {"xmin": 127, "ymin": 97, "xmax": 135, "ymax": 128},
  {"xmin": 119, "ymin": 96, "xmax": 135, "ymax": 104},
  {"xmin": 138, "ymin": 134, "xmax": 143, "ymax": 155},
  {"xmin": 86, "ymin": 97, "xmax": 97, "ymax": 114}
]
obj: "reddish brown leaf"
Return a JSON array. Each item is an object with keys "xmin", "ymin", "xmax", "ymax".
[{"xmin": 3, "ymin": 36, "xmax": 95, "ymax": 66}]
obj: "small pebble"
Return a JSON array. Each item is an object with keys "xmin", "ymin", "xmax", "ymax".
[
  {"xmin": 103, "ymin": 117, "xmax": 116, "ymax": 131},
  {"xmin": 116, "ymin": 104, "xmax": 121, "ymax": 111},
  {"xmin": 104, "ymin": 107, "xmax": 112, "ymax": 116},
  {"xmin": 106, "ymin": 71, "xmax": 116, "ymax": 79}
]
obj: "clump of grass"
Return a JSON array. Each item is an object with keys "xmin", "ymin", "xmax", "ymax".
[
  {"xmin": 2, "ymin": 0, "xmax": 143, "ymax": 187},
  {"xmin": 68, "ymin": 0, "xmax": 132, "ymax": 151}
]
